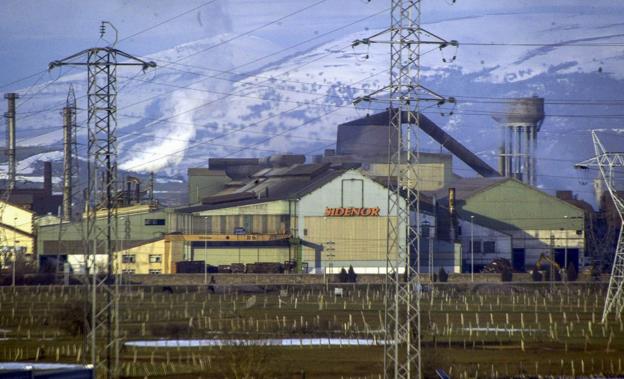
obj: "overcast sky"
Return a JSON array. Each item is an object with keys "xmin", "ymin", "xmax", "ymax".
[{"xmin": 1, "ymin": 0, "xmax": 622, "ymax": 92}]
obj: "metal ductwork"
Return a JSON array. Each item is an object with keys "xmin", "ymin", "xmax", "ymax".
[
  {"xmin": 413, "ymin": 112, "xmax": 500, "ymax": 178},
  {"xmin": 336, "ymin": 109, "xmax": 500, "ymax": 177}
]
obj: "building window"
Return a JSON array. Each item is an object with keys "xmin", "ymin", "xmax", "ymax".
[
  {"xmin": 243, "ymin": 215, "xmax": 253, "ymax": 233},
  {"xmin": 149, "ymin": 255, "xmax": 162, "ymax": 263},
  {"xmin": 470, "ymin": 240, "xmax": 482, "ymax": 254},
  {"xmin": 261, "ymin": 215, "xmax": 268, "ymax": 234},
  {"xmin": 145, "ymin": 219, "xmax": 165, "ymax": 226},
  {"xmin": 122, "ymin": 254, "xmax": 136, "ymax": 264},
  {"xmin": 149, "ymin": 269, "xmax": 161, "ymax": 275},
  {"xmin": 122, "ymin": 269, "xmax": 135, "ymax": 274},
  {"xmin": 220, "ymin": 215, "xmax": 227, "ymax": 234},
  {"xmin": 483, "ymin": 241, "xmax": 496, "ymax": 254}
]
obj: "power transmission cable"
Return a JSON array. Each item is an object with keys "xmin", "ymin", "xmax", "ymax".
[
  {"xmin": 13, "ymin": 4, "xmax": 386, "ymax": 128},
  {"xmin": 117, "ymin": 0, "xmax": 219, "ymax": 43}
]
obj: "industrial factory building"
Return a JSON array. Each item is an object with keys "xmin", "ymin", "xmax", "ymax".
[
  {"xmin": 178, "ymin": 164, "xmax": 410, "ymax": 273},
  {"xmin": 431, "ymin": 177, "xmax": 586, "ymax": 272},
  {"xmin": 33, "ymin": 100, "xmax": 592, "ymax": 276},
  {"xmin": 38, "ymin": 164, "xmax": 413, "ymax": 274}
]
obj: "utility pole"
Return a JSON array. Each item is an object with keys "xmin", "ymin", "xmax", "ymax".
[
  {"xmin": 204, "ymin": 216, "xmax": 208, "ymax": 285},
  {"xmin": 352, "ymin": 2, "xmax": 457, "ymax": 377},
  {"xmin": 4, "ymin": 93, "xmax": 18, "ymax": 191},
  {"xmin": 470, "ymin": 215, "xmax": 474, "ymax": 282},
  {"xmin": 576, "ymin": 131, "xmax": 624, "ymax": 322},
  {"xmin": 48, "ymin": 22, "xmax": 156, "ymax": 378},
  {"xmin": 326, "ymin": 241, "xmax": 336, "ymax": 274}
]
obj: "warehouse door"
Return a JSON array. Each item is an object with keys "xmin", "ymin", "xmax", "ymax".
[
  {"xmin": 512, "ymin": 248, "xmax": 525, "ymax": 272},
  {"xmin": 341, "ymin": 179, "xmax": 364, "ymax": 208},
  {"xmin": 554, "ymin": 248, "xmax": 579, "ymax": 271}
]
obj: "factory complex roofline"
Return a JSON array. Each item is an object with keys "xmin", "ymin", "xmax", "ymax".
[
  {"xmin": 176, "ymin": 163, "xmax": 347, "ymax": 213},
  {"xmin": 429, "ymin": 176, "xmax": 591, "ymax": 213},
  {"xmin": 340, "ymin": 109, "xmax": 500, "ymax": 178}
]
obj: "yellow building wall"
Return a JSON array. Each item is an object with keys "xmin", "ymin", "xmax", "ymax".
[
  {"xmin": 0, "ymin": 201, "xmax": 35, "ymax": 256},
  {"xmin": 115, "ymin": 239, "xmax": 167, "ymax": 274},
  {"xmin": 193, "ymin": 247, "xmax": 290, "ymax": 266},
  {"xmin": 197, "ymin": 200, "xmax": 290, "ymax": 216},
  {"xmin": 367, "ymin": 163, "xmax": 451, "ymax": 191},
  {"xmin": 302, "ymin": 216, "xmax": 391, "ymax": 265}
]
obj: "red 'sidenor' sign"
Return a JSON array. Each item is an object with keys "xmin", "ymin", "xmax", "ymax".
[{"xmin": 324, "ymin": 207, "xmax": 380, "ymax": 217}]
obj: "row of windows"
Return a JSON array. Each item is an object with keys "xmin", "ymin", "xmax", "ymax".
[
  {"xmin": 121, "ymin": 269, "xmax": 161, "ymax": 275},
  {"xmin": 121, "ymin": 254, "xmax": 162, "ymax": 263},
  {"xmin": 467, "ymin": 240, "xmax": 496, "ymax": 254}
]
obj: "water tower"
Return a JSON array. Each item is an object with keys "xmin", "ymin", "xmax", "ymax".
[{"xmin": 492, "ymin": 96, "xmax": 545, "ymax": 185}]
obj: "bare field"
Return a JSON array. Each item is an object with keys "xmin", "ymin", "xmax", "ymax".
[{"xmin": 0, "ymin": 282, "xmax": 622, "ymax": 378}]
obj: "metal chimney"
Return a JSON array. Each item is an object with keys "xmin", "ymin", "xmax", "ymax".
[
  {"xmin": 4, "ymin": 93, "xmax": 19, "ymax": 191},
  {"xmin": 62, "ymin": 106, "xmax": 74, "ymax": 221},
  {"xmin": 43, "ymin": 161, "xmax": 52, "ymax": 195}
]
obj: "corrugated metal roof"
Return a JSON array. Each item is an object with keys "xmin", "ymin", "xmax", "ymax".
[
  {"xmin": 430, "ymin": 177, "xmax": 509, "ymax": 201},
  {"xmin": 176, "ymin": 164, "xmax": 346, "ymax": 213}
]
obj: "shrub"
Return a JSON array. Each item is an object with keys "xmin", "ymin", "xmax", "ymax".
[
  {"xmin": 437, "ymin": 267, "xmax": 448, "ymax": 283},
  {"xmin": 337, "ymin": 268, "xmax": 349, "ymax": 283},
  {"xmin": 347, "ymin": 265, "xmax": 357, "ymax": 283},
  {"xmin": 150, "ymin": 322, "xmax": 191, "ymax": 339},
  {"xmin": 501, "ymin": 267, "xmax": 513, "ymax": 282},
  {"xmin": 55, "ymin": 300, "xmax": 90, "ymax": 336},
  {"xmin": 591, "ymin": 264, "xmax": 602, "ymax": 282},
  {"xmin": 531, "ymin": 266, "xmax": 542, "ymax": 282},
  {"xmin": 566, "ymin": 263, "xmax": 578, "ymax": 282}
]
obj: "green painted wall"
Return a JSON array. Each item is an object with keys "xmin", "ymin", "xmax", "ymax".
[
  {"xmin": 459, "ymin": 180, "xmax": 585, "ymax": 231},
  {"xmin": 188, "ymin": 170, "xmax": 231, "ymax": 204},
  {"xmin": 37, "ymin": 210, "xmax": 169, "ymax": 255}
]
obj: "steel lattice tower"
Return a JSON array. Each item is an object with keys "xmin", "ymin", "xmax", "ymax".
[
  {"xmin": 353, "ymin": 1, "xmax": 456, "ymax": 377},
  {"xmin": 576, "ymin": 131, "xmax": 624, "ymax": 323},
  {"xmin": 49, "ymin": 32, "xmax": 155, "ymax": 377}
]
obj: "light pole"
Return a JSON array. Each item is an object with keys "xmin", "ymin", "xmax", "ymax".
[
  {"xmin": 470, "ymin": 215, "xmax": 474, "ymax": 282},
  {"xmin": 325, "ymin": 241, "xmax": 335, "ymax": 275},
  {"xmin": 204, "ymin": 216, "xmax": 208, "ymax": 285},
  {"xmin": 12, "ymin": 217, "xmax": 18, "ymax": 288},
  {"xmin": 119, "ymin": 216, "xmax": 124, "ymax": 285},
  {"xmin": 421, "ymin": 220, "xmax": 433, "ymax": 280}
]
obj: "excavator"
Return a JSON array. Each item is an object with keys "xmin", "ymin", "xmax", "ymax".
[{"xmin": 534, "ymin": 253, "xmax": 563, "ymax": 281}]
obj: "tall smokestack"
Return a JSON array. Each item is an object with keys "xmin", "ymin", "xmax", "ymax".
[
  {"xmin": 62, "ymin": 106, "xmax": 73, "ymax": 221},
  {"xmin": 4, "ymin": 93, "xmax": 18, "ymax": 191},
  {"xmin": 148, "ymin": 171, "xmax": 154, "ymax": 202},
  {"xmin": 43, "ymin": 161, "xmax": 52, "ymax": 196}
]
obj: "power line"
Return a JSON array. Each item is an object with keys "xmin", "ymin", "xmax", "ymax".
[{"xmin": 118, "ymin": 0, "xmax": 219, "ymax": 43}]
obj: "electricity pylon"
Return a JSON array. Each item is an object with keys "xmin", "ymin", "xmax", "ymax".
[
  {"xmin": 576, "ymin": 130, "xmax": 624, "ymax": 323},
  {"xmin": 49, "ymin": 23, "xmax": 155, "ymax": 378},
  {"xmin": 352, "ymin": 2, "xmax": 456, "ymax": 378}
]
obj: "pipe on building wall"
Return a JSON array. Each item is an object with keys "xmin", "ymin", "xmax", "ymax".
[
  {"xmin": 448, "ymin": 187, "xmax": 456, "ymax": 242},
  {"xmin": 4, "ymin": 93, "xmax": 19, "ymax": 191}
]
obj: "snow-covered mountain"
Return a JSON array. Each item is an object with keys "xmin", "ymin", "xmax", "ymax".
[{"xmin": 7, "ymin": 11, "xmax": 624, "ymax": 204}]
